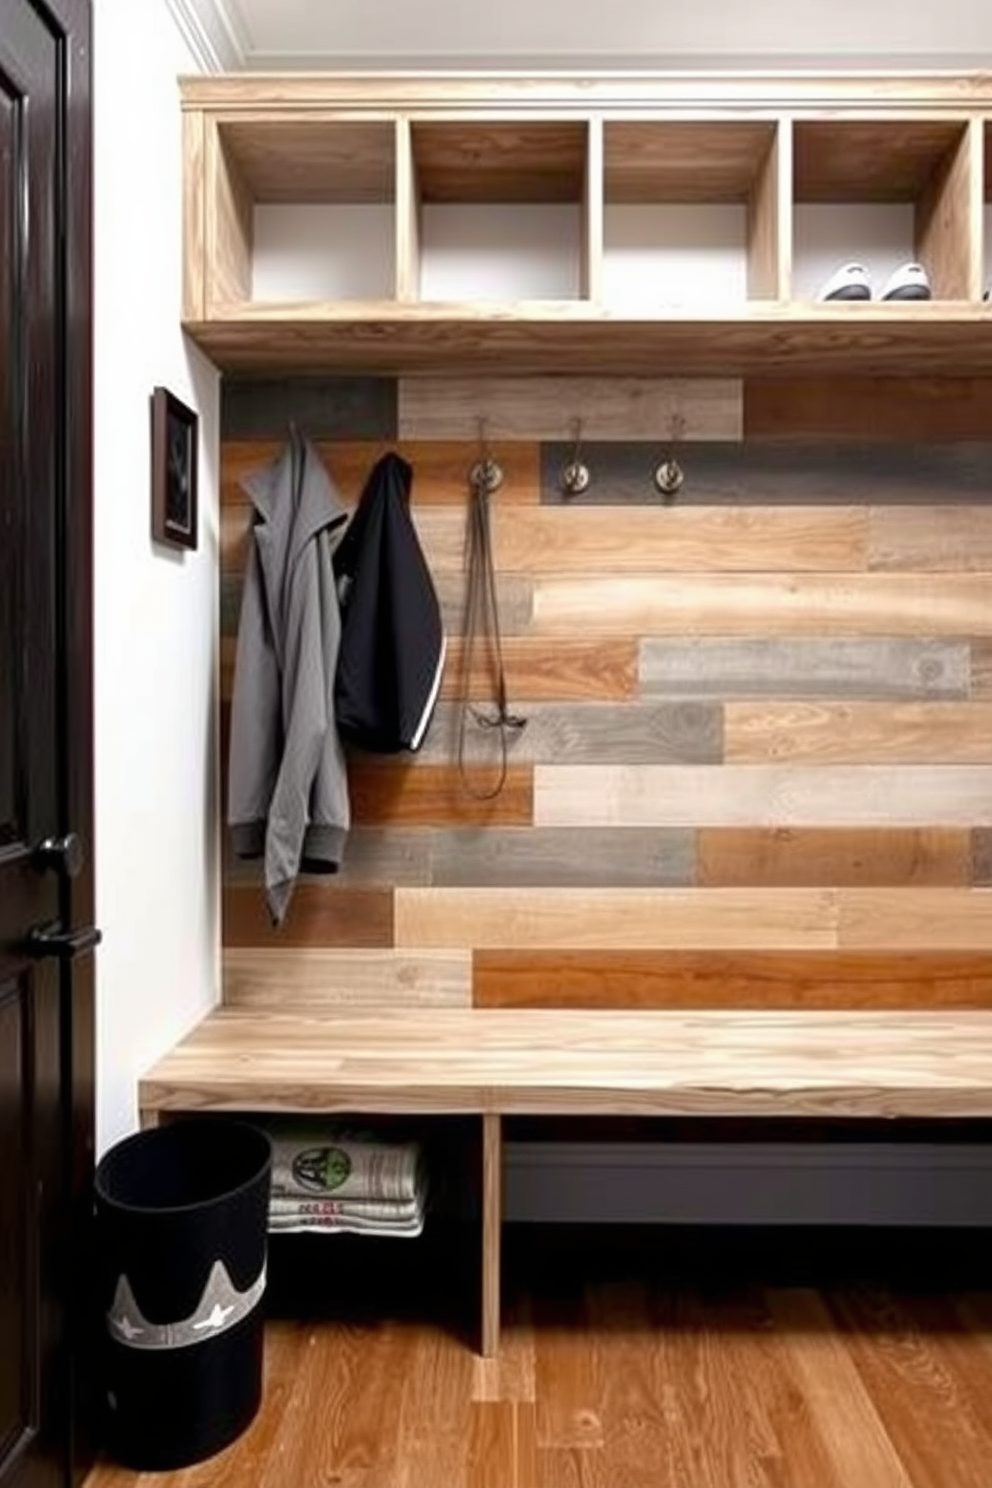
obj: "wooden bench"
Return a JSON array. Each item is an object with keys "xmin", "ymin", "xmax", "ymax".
[{"xmin": 139, "ymin": 1007, "xmax": 992, "ymax": 1356}]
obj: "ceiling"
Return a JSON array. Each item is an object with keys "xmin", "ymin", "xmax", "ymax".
[{"xmin": 183, "ymin": 0, "xmax": 992, "ymax": 72}]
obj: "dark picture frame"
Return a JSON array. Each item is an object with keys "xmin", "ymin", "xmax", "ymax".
[{"xmin": 151, "ymin": 386, "xmax": 198, "ymax": 550}]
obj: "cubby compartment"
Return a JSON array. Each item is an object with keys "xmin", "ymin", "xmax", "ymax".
[
  {"xmin": 210, "ymin": 119, "xmax": 398, "ymax": 303},
  {"xmin": 793, "ymin": 120, "xmax": 981, "ymax": 303},
  {"xmin": 602, "ymin": 120, "xmax": 787, "ymax": 309},
  {"xmin": 407, "ymin": 120, "xmax": 591, "ymax": 301}
]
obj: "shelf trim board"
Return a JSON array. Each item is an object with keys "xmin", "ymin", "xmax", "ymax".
[
  {"xmin": 915, "ymin": 117, "xmax": 985, "ymax": 300},
  {"xmin": 395, "ymin": 117, "xmax": 421, "ymax": 302}
]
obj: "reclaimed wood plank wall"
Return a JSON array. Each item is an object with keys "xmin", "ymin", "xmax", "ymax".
[{"xmin": 219, "ymin": 375, "xmax": 992, "ymax": 1012}]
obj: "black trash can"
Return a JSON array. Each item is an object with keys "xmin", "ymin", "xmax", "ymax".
[{"xmin": 94, "ymin": 1117, "xmax": 272, "ymax": 1471}]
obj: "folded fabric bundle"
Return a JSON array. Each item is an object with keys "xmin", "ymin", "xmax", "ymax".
[
  {"xmin": 266, "ymin": 1125, "xmax": 425, "ymax": 1204},
  {"xmin": 268, "ymin": 1193, "xmax": 425, "ymax": 1238}
]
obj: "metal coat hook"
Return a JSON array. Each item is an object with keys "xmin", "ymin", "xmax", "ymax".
[
  {"xmin": 469, "ymin": 417, "xmax": 504, "ymax": 497},
  {"xmin": 654, "ymin": 412, "xmax": 687, "ymax": 501},
  {"xmin": 560, "ymin": 418, "xmax": 590, "ymax": 498}
]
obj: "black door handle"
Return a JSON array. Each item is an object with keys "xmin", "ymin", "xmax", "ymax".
[
  {"xmin": 34, "ymin": 832, "xmax": 85, "ymax": 879},
  {"xmin": 26, "ymin": 923, "xmax": 102, "ymax": 960}
]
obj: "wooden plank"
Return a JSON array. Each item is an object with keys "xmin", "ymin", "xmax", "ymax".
[
  {"xmin": 973, "ymin": 829, "xmax": 992, "ymax": 886},
  {"xmin": 869, "ymin": 506, "xmax": 992, "ymax": 571},
  {"xmin": 442, "ymin": 637, "xmax": 636, "ymax": 702},
  {"xmin": 139, "ymin": 1006, "xmax": 992, "ymax": 1121},
  {"xmin": 414, "ymin": 505, "xmax": 868, "ymax": 574},
  {"xmin": 435, "ymin": 572, "xmax": 533, "ymax": 638},
  {"xmin": 398, "ymin": 376, "xmax": 743, "ymax": 441},
  {"xmin": 639, "ymin": 637, "xmax": 970, "ymax": 700},
  {"xmin": 747, "ymin": 118, "xmax": 790, "ymax": 299},
  {"xmin": 205, "ymin": 120, "xmax": 253, "ymax": 307},
  {"xmin": 472, "ymin": 1297, "xmax": 537, "ymax": 1403},
  {"xmin": 472, "ymin": 949, "xmax": 992, "ymax": 1009},
  {"xmin": 420, "ymin": 701, "xmax": 721, "ymax": 766},
  {"xmin": 217, "ymin": 118, "xmax": 396, "ymax": 203},
  {"xmin": 724, "ymin": 702, "xmax": 992, "ymax": 764},
  {"xmin": 605, "ymin": 120, "xmax": 776, "ymax": 203},
  {"xmin": 221, "ymin": 375, "xmax": 396, "ymax": 440},
  {"xmin": 222, "ymin": 438, "xmax": 541, "ymax": 508},
  {"xmin": 534, "ymin": 764, "xmax": 992, "ymax": 828},
  {"xmin": 482, "ymin": 1114, "xmax": 502, "ymax": 1359},
  {"xmin": 223, "ymin": 883, "xmax": 394, "ymax": 949},
  {"xmin": 794, "ymin": 119, "xmax": 965, "ymax": 201},
  {"xmin": 350, "ymin": 763, "xmax": 533, "ymax": 827},
  {"xmin": 533, "ymin": 575, "xmax": 992, "ymax": 636},
  {"xmin": 838, "ymin": 888, "xmax": 992, "ymax": 949},
  {"xmin": 226, "ymin": 827, "xmax": 432, "ymax": 886},
  {"xmin": 697, "ymin": 828, "xmax": 971, "ymax": 887},
  {"xmin": 412, "ymin": 120, "xmax": 587, "ymax": 202},
  {"xmin": 916, "ymin": 118, "xmax": 983, "ymax": 301},
  {"xmin": 744, "ymin": 377, "xmax": 992, "ymax": 441},
  {"xmin": 395, "ymin": 117, "xmax": 421, "ymax": 302},
  {"xmin": 394, "ymin": 887, "xmax": 838, "ymax": 950},
  {"xmin": 430, "ymin": 827, "xmax": 695, "ymax": 888},
  {"xmin": 182, "ymin": 110, "xmax": 207, "ymax": 321},
  {"xmin": 540, "ymin": 441, "xmax": 992, "ymax": 506},
  {"xmin": 582, "ymin": 117, "xmax": 604, "ymax": 301},
  {"xmin": 971, "ymin": 641, "xmax": 992, "ymax": 698},
  {"xmin": 223, "ymin": 948, "xmax": 472, "ymax": 1008}
]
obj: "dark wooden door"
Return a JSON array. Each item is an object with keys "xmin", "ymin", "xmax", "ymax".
[{"xmin": 0, "ymin": 2, "xmax": 94, "ymax": 1487}]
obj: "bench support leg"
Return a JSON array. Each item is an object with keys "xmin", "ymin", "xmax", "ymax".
[{"xmin": 482, "ymin": 1112, "xmax": 501, "ymax": 1358}]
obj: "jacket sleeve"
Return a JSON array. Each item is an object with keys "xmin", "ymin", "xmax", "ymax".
[{"xmin": 227, "ymin": 536, "xmax": 281, "ymax": 859}]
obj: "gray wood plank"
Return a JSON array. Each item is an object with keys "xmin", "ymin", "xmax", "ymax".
[
  {"xmin": 222, "ymin": 375, "xmax": 396, "ymax": 439},
  {"xmin": 416, "ymin": 701, "xmax": 722, "ymax": 766},
  {"xmin": 429, "ymin": 827, "xmax": 695, "ymax": 888},
  {"xmin": 639, "ymin": 638, "xmax": 970, "ymax": 701},
  {"xmin": 436, "ymin": 571, "xmax": 533, "ymax": 636},
  {"xmin": 541, "ymin": 441, "xmax": 992, "ymax": 505},
  {"xmin": 225, "ymin": 829, "xmax": 431, "ymax": 887},
  {"xmin": 972, "ymin": 829, "xmax": 992, "ymax": 886}
]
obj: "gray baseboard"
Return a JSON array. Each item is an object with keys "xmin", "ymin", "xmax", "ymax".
[{"xmin": 504, "ymin": 1143, "xmax": 992, "ymax": 1226}]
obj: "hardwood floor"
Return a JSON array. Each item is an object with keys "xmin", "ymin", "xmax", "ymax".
[{"xmin": 85, "ymin": 1227, "xmax": 992, "ymax": 1488}]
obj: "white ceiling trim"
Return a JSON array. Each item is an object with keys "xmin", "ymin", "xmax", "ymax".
[
  {"xmin": 239, "ymin": 50, "xmax": 992, "ymax": 73},
  {"xmin": 170, "ymin": 0, "xmax": 247, "ymax": 72}
]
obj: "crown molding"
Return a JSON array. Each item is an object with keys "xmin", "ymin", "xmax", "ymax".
[{"xmin": 164, "ymin": 0, "xmax": 247, "ymax": 72}]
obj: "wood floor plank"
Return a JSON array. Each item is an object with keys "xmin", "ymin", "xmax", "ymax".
[
  {"xmin": 441, "ymin": 637, "xmax": 637, "ymax": 702},
  {"xmin": 764, "ymin": 1290, "xmax": 914, "ymax": 1488},
  {"xmin": 395, "ymin": 887, "xmax": 838, "ymax": 950},
  {"xmin": 223, "ymin": 883, "xmax": 394, "ymax": 949},
  {"xmin": 472, "ymin": 949, "xmax": 992, "ymax": 1010},
  {"xmin": 535, "ymin": 764, "xmax": 992, "ymax": 829},
  {"xmin": 472, "ymin": 1298, "xmax": 537, "ymax": 1403},
  {"xmin": 744, "ymin": 376, "xmax": 992, "ymax": 440},
  {"xmin": 973, "ymin": 829, "xmax": 992, "ymax": 886},
  {"xmin": 468, "ymin": 1403, "xmax": 535, "ymax": 1488},
  {"xmin": 869, "ymin": 505, "xmax": 992, "ymax": 572},
  {"xmin": 225, "ymin": 827, "xmax": 433, "ymax": 887},
  {"xmin": 395, "ymin": 1324, "xmax": 473, "ymax": 1488},
  {"xmin": 350, "ymin": 763, "xmax": 533, "ymax": 827},
  {"xmin": 838, "ymin": 888, "xmax": 992, "ymax": 949},
  {"xmin": 534, "ymin": 575, "xmax": 992, "ymax": 636},
  {"xmin": 421, "ymin": 701, "xmax": 722, "ymax": 766},
  {"xmin": 431, "ymin": 827, "xmax": 695, "ymax": 889},
  {"xmin": 698, "ymin": 827, "xmax": 971, "ymax": 887},
  {"xmin": 971, "ymin": 641, "xmax": 992, "ymax": 699},
  {"xmin": 223, "ymin": 948, "xmax": 472, "ymax": 1009},
  {"xmin": 725, "ymin": 701, "xmax": 992, "ymax": 764}
]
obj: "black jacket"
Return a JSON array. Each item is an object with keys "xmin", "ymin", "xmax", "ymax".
[{"xmin": 334, "ymin": 452, "xmax": 445, "ymax": 753}]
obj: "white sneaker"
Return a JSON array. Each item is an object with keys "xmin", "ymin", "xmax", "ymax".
[
  {"xmin": 880, "ymin": 262, "xmax": 931, "ymax": 301},
  {"xmin": 818, "ymin": 263, "xmax": 871, "ymax": 302}
]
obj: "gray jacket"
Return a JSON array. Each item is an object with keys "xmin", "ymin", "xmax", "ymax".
[{"xmin": 227, "ymin": 433, "xmax": 350, "ymax": 925}]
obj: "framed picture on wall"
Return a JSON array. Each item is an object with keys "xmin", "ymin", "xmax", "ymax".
[{"xmin": 151, "ymin": 386, "xmax": 198, "ymax": 550}]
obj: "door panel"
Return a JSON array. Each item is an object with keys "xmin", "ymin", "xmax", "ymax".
[{"xmin": 0, "ymin": 988, "xmax": 26, "ymax": 1462}]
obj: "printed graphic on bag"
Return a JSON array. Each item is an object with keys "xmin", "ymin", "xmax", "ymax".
[{"xmin": 292, "ymin": 1146, "xmax": 353, "ymax": 1192}]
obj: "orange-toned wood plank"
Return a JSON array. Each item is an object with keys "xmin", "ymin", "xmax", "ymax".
[
  {"xmin": 222, "ymin": 438, "xmax": 540, "ymax": 508},
  {"xmin": 698, "ymin": 828, "xmax": 971, "ymax": 888},
  {"xmin": 472, "ymin": 949, "xmax": 992, "ymax": 1010},
  {"xmin": 745, "ymin": 377, "xmax": 992, "ymax": 441},
  {"xmin": 441, "ymin": 637, "xmax": 637, "ymax": 703},
  {"xmin": 725, "ymin": 703, "xmax": 992, "ymax": 764},
  {"xmin": 349, "ymin": 763, "xmax": 533, "ymax": 827},
  {"xmin": 223, "ymin": 883, "xmax": 394, "ymax": 949}
]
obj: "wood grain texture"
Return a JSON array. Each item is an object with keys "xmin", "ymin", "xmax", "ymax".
[
  {"xmin": 221, "ymin": 374, "xmax": 396, "ymax": 440},
  {"xmin": 350, "ymin": 763, "xmax": 533, "ymax": 827},
  {"xmin": 604, "ymin": 119, "xmax": 775, "ymax": 202},
  {"xmin": 533, "ymin": 575, "xmax": 992, "ymax": 636},
  {"xmin": 394, "ymin": 887, "xmax": 838, "ymax": 950},
  {"xmin": 182, "ymin": 110, "xmax": 206, "ymax": 321},
  {"xmin": 698, "ymin": 827, "xmax": 971, "ymax": 887},
  {"xmin": 472, "ymin": 1298, "xmax": 537, "ymax": 1404},
  {"xmin": 794, "ymin": 119, "xmax": 965, "ymax": 201},
  {"xmin": 973, "ymin": 829, "xmax": 992, "ymax": 886},
  {"xmin": 396, "ymin": 117, "xmax": 421, "ymax": 303},
  {"xmin": 218, "ymin": 118, "xmax": 396, "ymax": 203},
  {"xmin": 222, "ymin": 438, "xmax": 541, "ymax": 508},
  {"xmin": 724, "ymin": 702, "xmax": 992, "ymax": 764},
  {"xmin": 206, "ymin": 121, "xmax": 253, "ymax": 306},
  {"xmin": 869, "ymin": 505, "xmax": 992, "ymax": 571},
  {"xmin": 744, "ymin": 377, "xmax": 992, "ymax": 441},
  {"xmin": 430, "ymin": 827, "xmax": 695, "ymax": 888},
  {"xmin": 226, "ymin": 826, "xmax": 432, "ymax": 885},
  {"xmin": 748, "ymin": 116, "xmax": 790, "ymax": 299},
  {"xmin": 540, "ymin": 440, "xmax": 992, "ymax": 505},
  {"xmin": 971, "ymin": 641, "xmax": 992, "ymax": 698},
  {"xmin": 639, "ymin": 637, "xmax": 970, "ymax": 700},
  {"xmin": 482, "ymin": 1114, "xmax": 502, "ymax": 1358},
  {"xmin": 223, "ymin": 948, "xmax": 472, "ymax": 1008},
  {"xmin": 535, "ymin": 764, "xmax": 992, "ymax": 828},
  {"xmin": 582, "ymin": 117, "xmax": 603, "ymax": 301},
  {"xmin": 421, "ymin": 701, "xmax": 721, "ymax": 766},
  {"xmin": 139, "ymin": 1006, "xmax": 992, "ymax": 1120},
  {"xmin": 442, "ymin": 637, "xmax": 636, "ymax": 702},
  {"xmin": 398, "ymin": 376, "xmax": 743, "ymax": 440},
  {"xmin": 472, "ymin": 949, "xmax": 992, "ymax": 1009},
  {"xmin": 838, "ymin": 888, "xmax": 992, "ymax": 949},
  {"xmin": 916, "ymin": 118, "xmax": 983, "ymax": 300},
  {"xmin": 223, "ymin": 883, "xmax": 394, "ymax": 949},
  {"xmin": 412, "ymin": 120, "xmax": 587, "ymax": 202}
]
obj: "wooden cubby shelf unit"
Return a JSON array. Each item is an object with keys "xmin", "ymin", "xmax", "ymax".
[{"xmin": 182, "ymin": 71, "xmax": 992, "ymax": 375}]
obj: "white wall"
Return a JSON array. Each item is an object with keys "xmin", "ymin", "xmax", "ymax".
[{"xmin": 94, "ymin": 0, "xmax": 220, "ymax": 1152}]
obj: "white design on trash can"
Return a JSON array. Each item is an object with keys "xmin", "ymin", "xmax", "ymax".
[{"xmin": 106, "ymin": 1259, "xmax": 266, "ymax": 1351}]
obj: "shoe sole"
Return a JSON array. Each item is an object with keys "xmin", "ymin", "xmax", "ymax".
[
  {"xmin": 881, "ymin": 285, "xmax": 932, "ymax": 301},
  {"xmin": 822, "ymin": 285, "xmax": 872, "ymax": 301}
]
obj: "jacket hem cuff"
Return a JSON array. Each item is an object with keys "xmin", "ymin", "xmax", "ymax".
[
  {"xmin": 302, "ymin": 823, "xmax": 347, "ymax": 870},
  {"xmin": 230, "ymin": 822, "xmax": 265, "ymax": 858}
]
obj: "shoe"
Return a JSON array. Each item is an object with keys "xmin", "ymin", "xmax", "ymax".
[
  {"xmin": 880, "ymin": 262, "xmax": 931, "ymax": 301},
  {"xmin": 818, "ymin": 263, "xmax": 871, "ymax": 302}
]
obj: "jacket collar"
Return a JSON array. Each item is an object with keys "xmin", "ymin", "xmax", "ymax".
[{"xmin": 242, "ymin": 429, "xmax": 348, "ymax": 563}]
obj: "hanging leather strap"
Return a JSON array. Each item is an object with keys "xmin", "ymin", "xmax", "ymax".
[{"xmin": 457, "ymin": 466, "xmax": 527, "ymax": 799}]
